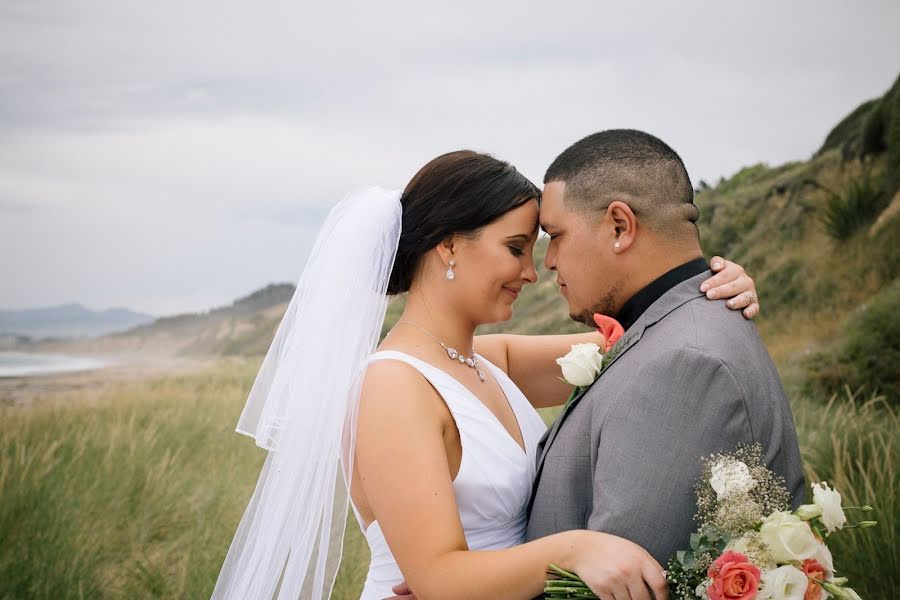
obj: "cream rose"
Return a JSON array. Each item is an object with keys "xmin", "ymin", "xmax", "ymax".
[
  {"xmin": 758, "ymin": 565, "xmax": 808, "ymax": 600},
  {"xmin": 812, "ymin": 481, "xmax": 846, "ymax": 533},
  {"xmin": 556, "ymin": 343, "xmax": 603, "ymax": 387},
  {"xmin": 759, "ymin": 511, "xmax": 818, "ymax": 563}
]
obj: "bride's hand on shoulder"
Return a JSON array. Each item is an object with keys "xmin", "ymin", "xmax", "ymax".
[
  {"xmin": 569, "ymin": 531, "xmax": 668, "ymax": 600},
  {"xmin": 700, "ymin": 256, "xmax": 760, "ymax": 320}
]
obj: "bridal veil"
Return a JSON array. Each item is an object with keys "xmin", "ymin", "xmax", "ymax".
[{"xmin": 212, "ymin": 187, "xmax": 402, "ymax": 599}]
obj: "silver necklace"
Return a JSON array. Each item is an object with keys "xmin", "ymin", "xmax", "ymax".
[{"xmin": 395, "ymin": 320, "xmax": 486, "ymax": 382}]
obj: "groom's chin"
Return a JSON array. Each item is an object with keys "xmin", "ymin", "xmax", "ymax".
[{"xmin": 568, "ymin": 310, "xmax": 594, "ymax": 328}]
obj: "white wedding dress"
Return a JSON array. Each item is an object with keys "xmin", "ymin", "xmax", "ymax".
[{"xmin": 352, "ymin": 350, "xmax": 548, "ymax": 600}]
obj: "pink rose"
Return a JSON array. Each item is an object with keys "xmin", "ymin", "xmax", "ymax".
[
  {"xmin": 801, "ymin": 558, "xmax": 826, "ymax": 600},
  {"xmin": 592, "ymin": 313, "xmax": 624, "ymax": 352},
  {"xmin": 706, "ymin": 551, "xmax": 761, "ymax": 600}
]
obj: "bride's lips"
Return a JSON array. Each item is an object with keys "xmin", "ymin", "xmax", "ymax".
[{"xmin": 502, "ymin": 286, "xmax": 520, "ymax": 299}]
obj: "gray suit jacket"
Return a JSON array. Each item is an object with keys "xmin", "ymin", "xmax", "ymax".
[{"xmin": 525, "ymin": 271, "xmax": 804, "ymax": 565}]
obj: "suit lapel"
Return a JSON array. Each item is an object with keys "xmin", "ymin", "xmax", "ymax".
[
  {"xmin": 528, "ymin": 272, "xmax": 711, "ymax": 509},
  {"xmin": 530, "ymin": 327, "xmax": 644, "ymax": 490}
]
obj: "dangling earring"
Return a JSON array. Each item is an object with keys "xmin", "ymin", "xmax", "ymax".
[{"xmin": 446, "ymin": 259, "xmax": 456, "ymax": 280}]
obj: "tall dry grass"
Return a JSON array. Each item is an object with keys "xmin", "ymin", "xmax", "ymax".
[
  {"xmin": 1, "ymin": 367, "xmax": 895, "ymax": 599},
  {"xmin": 0, "ymin": 367, "xmax": 264, "ymax": 599},
  {"xmin": 791, "ymin": 388, "xmax": 897, "ymax": 598}
]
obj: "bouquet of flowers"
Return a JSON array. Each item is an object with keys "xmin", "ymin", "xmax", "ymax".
[{"xmin": 545, "ymin": 444, "xmax": 876, "ymax": 600}]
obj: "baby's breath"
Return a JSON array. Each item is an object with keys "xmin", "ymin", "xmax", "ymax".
[
  {"xmin": 694, "ymin": 444, "xmax": 790, "ymax": 535},
  {"xmin": 727, "ymin": 531, "xmax": 776, "ymax": 571}
]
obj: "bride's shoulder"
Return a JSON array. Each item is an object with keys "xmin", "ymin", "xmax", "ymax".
[
  {"xmin": 359, "ymin": 351, "xmax": 438, "ymax": 411},
  {"xmin": 357, "ymin": 356, "xmax": 446, "ymax": 438}
]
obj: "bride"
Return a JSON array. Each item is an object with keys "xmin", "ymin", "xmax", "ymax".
[{"xmin": 212, "ymin": 151, "xmax": 760, "ymax": 600}]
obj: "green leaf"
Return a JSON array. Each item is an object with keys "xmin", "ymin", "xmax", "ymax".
[{"xmin": 689, "ymin": 533, "xmax": 701, "ymax": 550}]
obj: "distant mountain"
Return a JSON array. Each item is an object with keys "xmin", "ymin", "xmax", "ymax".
[
  {"xmin": 6, "ymin": 283, "xmax": 297, "ymax": 358},
  {"xmin": 0, "ymin": 303, "xmax": 156, "ymax": 340}
]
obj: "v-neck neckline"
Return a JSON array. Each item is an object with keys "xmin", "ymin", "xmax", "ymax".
[{"xmin": 374, "ymin": 350, "xmax": 528, "ymax": 456}]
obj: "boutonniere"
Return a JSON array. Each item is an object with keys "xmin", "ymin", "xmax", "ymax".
[{"xmin": 556, "ymin": 314, "xmax": 630, "ymax": 407}]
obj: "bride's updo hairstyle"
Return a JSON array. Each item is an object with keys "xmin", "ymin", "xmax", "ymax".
[{"xmin": 387, "ymin": 150, "xmax": 540, "ymax": 295}]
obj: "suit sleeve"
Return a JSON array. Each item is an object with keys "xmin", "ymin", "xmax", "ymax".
[{"xmin": 586, "ymin": 346, "xmax": 754, "ymax": 564}]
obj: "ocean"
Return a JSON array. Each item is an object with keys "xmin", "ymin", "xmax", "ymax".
[{"xmin": 0, "ymin": 352, "xmax": 112, "ymax": 377}]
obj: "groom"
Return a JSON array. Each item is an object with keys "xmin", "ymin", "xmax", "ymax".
[{"xmin": 527, "ymin": 129, "xmax": 805, "ymax": 563}]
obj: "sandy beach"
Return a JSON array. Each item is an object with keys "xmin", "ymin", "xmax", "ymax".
[{"xmin": 0, "ymin": 352, "xmax": 217, "ymax": 408}]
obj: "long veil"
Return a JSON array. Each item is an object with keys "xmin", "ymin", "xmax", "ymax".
[{"xmin": 212, "ymin": 187, "xmax": 402, "ymax": 599}]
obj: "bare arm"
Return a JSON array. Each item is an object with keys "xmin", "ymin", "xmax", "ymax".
[
  {"xmin": 475, "ymin": 330, "xmax": 603, "ymax": 409},
  {"xmin": 355, "ymin": 361, "xmax": 666, "ymax": 600},
  {"xmin": 475, "ymin": 257, "xmax": 760, "ymax": 409}
]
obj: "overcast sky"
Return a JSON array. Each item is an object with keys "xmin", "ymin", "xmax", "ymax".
[{"xmin": 2, "ymin": 1, "xmax": 898, "ymax": 316}]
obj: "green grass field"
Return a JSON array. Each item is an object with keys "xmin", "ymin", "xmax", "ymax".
[{"xmin": 1, "ymin": 362, "xmax": 895, "ymax": 599}]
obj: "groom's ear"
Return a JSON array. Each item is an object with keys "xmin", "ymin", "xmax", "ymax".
[{"xmin": 607, "ymin": 200, "xmax": 637, "ymax": 254}]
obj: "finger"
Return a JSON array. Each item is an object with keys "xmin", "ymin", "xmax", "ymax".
[
  {"xmin": 726, "ymin": 290, "xmax": 755, "ymax": 310},
  {"xmin": 705, "ymin": 277, "xmax": 746, "ymax": 300},
  {"xmin": 699, "ymin": 261, "xmax": 742, "ymax": 293},
  {"xmin": 743, "ymin": 302, "xmax": 760, "ymax": 320},
  {"xmin": 586, "ymin": 580, "xmax": 627, "ymax": 600},
  {"xmin": 641, "ymin": 563, "xmax": 669, "ymax": 600},
  {"xmin": 391, "ymin": 582, "xmax": 411, "ymax": 595},
  {"xmin": 709, "ymin": 256, "xmax": 726, "ymax": 271},
  {"xmin": 627, "ymin": 577, "xmax": 652, "ymax": 600},
  {"xmin": 608, "ymin": 581, "xmax": 633, "ymax": 600}
]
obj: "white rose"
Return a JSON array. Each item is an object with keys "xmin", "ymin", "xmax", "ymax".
[
  {"xmin": 709, "ymin": 459, "xmax": 756, "ymax": 499},
  {"xmin": 759, "ymin": 511, "xmax": 818, "ymax": 563},
  {"xmin": 556, "ymin": 343, "xmax": 603, "ymax": 387},
  {"xmin": 812, "ymin": 481, "xmax": 846, "ymax": 533},
  {"xmin": 758, "ymin": 565, "xmax": 808, "ymax": 600},
  {"xmin": 811, "ymin": 540, "xmax": 834, "ymax": 578}
]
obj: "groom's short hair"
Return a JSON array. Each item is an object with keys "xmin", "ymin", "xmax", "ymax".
[{"xmin": 544, "ymin": 129, "xmax": 699, "ymax": 239}]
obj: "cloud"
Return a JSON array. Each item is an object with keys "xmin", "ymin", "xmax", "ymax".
[{"xmin": 1, "ymin": 1, "xmax": 898, "ymax": 313}]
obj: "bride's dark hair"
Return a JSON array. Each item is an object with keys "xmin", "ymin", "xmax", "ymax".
[{"xmin": 387, "ymin": 150, "xmax": 540, "ymax": 295}]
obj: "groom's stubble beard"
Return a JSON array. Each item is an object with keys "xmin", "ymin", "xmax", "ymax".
[{"xmin": 569, "ymin": 282, "xmax": 622, "ymax": 327}]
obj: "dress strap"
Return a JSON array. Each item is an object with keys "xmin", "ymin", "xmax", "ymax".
[{"xmin": 366, "ymin": 350, "xmax": 464, "ymax": 394}]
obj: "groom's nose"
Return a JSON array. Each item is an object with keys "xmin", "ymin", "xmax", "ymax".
[{"xmin": 544, "ymin": 241, "xmax": 557, "ymax": 271}]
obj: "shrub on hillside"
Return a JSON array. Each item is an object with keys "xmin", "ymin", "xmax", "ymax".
[
  {"xmin": 816, "ymin": 169, "xmax": 889, "ymax": 240},
  {"xmin": 805, "ymin": 281, "xmax": 900, "ymax": 401},
  {"xmin": 872, "ymin": 212, "xmax": 900, "ymax": 285}
]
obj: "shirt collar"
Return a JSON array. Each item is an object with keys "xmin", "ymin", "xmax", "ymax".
[{"xmin": 616, "ymin": 257, "xmax": 709, "ymax": 331}]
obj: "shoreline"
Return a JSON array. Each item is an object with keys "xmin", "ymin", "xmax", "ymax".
[
  {"xmin": 0, "ymin": 352, "xmax": 222, "ymax": 408},
  {"xmin": 0, "ymin": 351, "xmax": 117, "ymax": 378}
]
